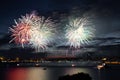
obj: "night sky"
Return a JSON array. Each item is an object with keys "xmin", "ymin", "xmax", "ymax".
[
  {"xmin": 0, "ymin": 0, "xmax": 120, "ymax": 57},
  {"xmin": 0, "ymin": 0, "xmax": 120, "ymax": 34}
]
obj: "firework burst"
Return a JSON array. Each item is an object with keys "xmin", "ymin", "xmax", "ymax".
[
  {"xmin": 65, "ymin": 17, "xmax": 95, "ymax": 48},
  {"xmin": 10, "ymin": 13, "xmax": 56, "ymax": 50},
  {"xmin": 9, "ymin": 13, "xmax": 37, "ymax": 47},
  {"xmin": 29, "ymin": 16, "xmax": 56, "ymax": 50}
]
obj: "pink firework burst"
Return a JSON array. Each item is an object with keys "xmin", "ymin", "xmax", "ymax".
[
  {"xmin": 9, "ymin": 13, "xmax": 38, "ymax": 47},
  {"xmin": 10, "ymin": 23, "xmax": 31, "ymax": 47}
]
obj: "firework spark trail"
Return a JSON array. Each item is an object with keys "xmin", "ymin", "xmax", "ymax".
[
  {"xmin": 10, "ymin": 13, "xmax": 56, "ymax": 51},
  {"xmin": 65, "ymin": 17, "xmax": 95, "ymax": 48}
]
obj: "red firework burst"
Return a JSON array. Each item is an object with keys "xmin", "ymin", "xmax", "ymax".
[{"xmin": 10, "ymin": 23, "xmax": 31, "ymax": 47}]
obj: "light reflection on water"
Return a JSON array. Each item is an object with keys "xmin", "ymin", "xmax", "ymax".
[
  {"xmin": 27, "ymin": 68, "xmax": 48, "ymax": 80},
  {"xmin": 5, "ymin": 67, "xmax": 98, "ymax": 80}
]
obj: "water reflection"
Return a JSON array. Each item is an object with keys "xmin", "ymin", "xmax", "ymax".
[
  {"xmin": 27, "ymin": 68, "xmax": 48, "ymax": 80},
  {"xmin": 6, "ymin": 68, "xmax": 27, "ymax": 80},
  {"xmin": 5, "ymin": 67, "xmax": 97, "ymax": 80},
  {"xmin": 64, "ymin": 68, "xmax": 90, "ymax": 75}
]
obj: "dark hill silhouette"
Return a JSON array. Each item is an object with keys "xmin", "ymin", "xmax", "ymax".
[{"xmin": 58, "ymin": 72, "xmax": 92, "ymax": 80}]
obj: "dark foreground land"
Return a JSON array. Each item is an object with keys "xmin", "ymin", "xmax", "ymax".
[{"xmin": 59, "ymin": 72, "xmax": 92, "ymax": 80}]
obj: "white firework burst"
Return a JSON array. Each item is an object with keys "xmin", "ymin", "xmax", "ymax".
[
  {"xmin": 65, "ymin": 17, "xmax": 95, "ymax": 48},
  {"xmin": 29, "ymin": 16, "xmax": 56, "ymax": 50}
]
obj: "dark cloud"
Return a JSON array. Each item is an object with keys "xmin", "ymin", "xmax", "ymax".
[{"xmin": 0, "ymin": 31, "xmax": 120, "ymax": 57}]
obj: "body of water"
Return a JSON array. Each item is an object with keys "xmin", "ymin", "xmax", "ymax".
[{"xmin": 0, "ymin": 65, "xmax": 120, "ymax": 80}]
